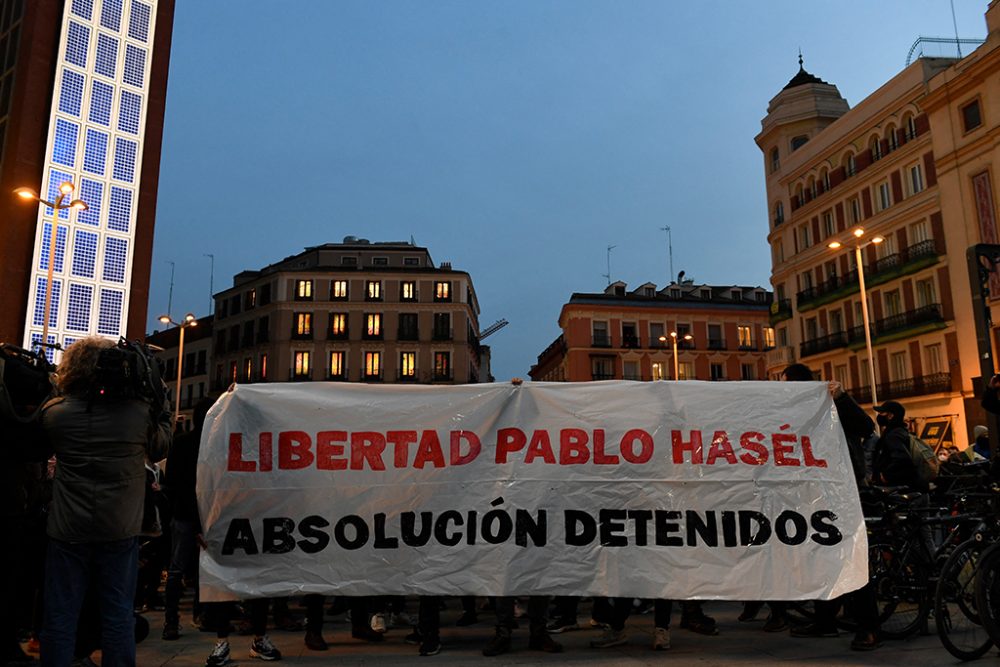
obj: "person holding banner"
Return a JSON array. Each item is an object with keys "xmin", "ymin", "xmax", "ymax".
[{"xmin": 482, "ymin": 597, "xmax": 562, "ymax": 656}]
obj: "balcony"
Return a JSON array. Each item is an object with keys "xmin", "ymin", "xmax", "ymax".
[
  {"xmin": 328, "ymin": 328, "xmax": 349, "ymax": 340},
  {"xmin": 770, "ymin": 299, "xmax": 792, "ymax": 325},
  {"xmin": 799, "ymin": 331, "xmax": 849, "ymax": 358},
  {"xmin": 397, "ymin": 372, "xmax": 418, "ymax": 382},
  {"xmin": 738, "ymin": 343, "xmax": 757, "ymax": 352},
  {"xmin": 432, "ymin": 328, "xmax": 453, "ymax": 341},
  {"xmin": 622, "ymin": 334, "xmax": 640, "ymax": 349},
  {"xmin": 398, "ymin": 328, "xmax": 419, "ymax": 341},
  {"xmin": 846, "ymin": 303, "xmax": 944, "ymax": 346},
  {"xmin": 592, "ymin": 372, "xmax": 615, "ymax": 381},
  {"xmin": 878, "ymin": 372, "xmax": 952, "ymax": 400},
  {"xmin": 707, "ymin": 338, "xmax": 726, "ymax": 350},
  {"xmin": 593, "ymin": 333, "xmax": 611, "ymax": 347},
  {"xmin": 290, "ymin": 331, "xmax": 313, "ymax": 341},
  {"xmin": 766, "ymin": 346, "xmax": 795, "ymax": 369},
  {"xmin": 796, "ymin": 270, "xmax": 859, "ymax": 310},
  {"xmin": 362, "ymin": 330, "xmax": 384, "ymax": 341}
]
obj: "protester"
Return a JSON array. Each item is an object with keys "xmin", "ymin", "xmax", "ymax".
[
  {"xmin": 37, "ymin": 337, "xmax": 172, "ymax": 667},
  {"xmin": 871, "ymin": 400, "xmax": 922, "ymax": 490},
  {"xmin": 973, "ymin": 425, "xmax": 990, "ymax": 460},
  {"xmin": 482, "ymin": 597, "xmax": 561, "ymax": 656},
  {"xmin": 780, "ymin": 363, "xmax": 881, "ymax": 651}
]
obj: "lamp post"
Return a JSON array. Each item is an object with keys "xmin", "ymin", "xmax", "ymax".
[
  {"xmin": 158, "ymin": 313, "xmax": 197, "ymax": 425},
  {"xmin": 829, "ymin": 227, "xmax": 884, "ymax": 406},
  {"xmin": 660, "ymin": 331, "xmax": 694, "ymax": 381},
  {"xmin": 14, "ymin": 182, "xmax": 88, "ymax": 353}
]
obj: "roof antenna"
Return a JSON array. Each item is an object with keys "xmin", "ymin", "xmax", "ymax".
[
  {"xmin": 798, "ymin": 48, "xmax": 804, "ymax": 70},
  {"xmin": 603, "ymin": 245, "xmax": 616, "ymax": 286},
  {"xmin": 950, "ymin": 0, "xmax": 962, "ymax": 58}
]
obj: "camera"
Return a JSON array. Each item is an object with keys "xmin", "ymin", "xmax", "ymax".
[
  {"xmin": 93, "ymin": 338, "xmax": 167, "ymax": 407},
  {"xmin": 0, "ymin": 343, "xmax": 55, "ymax": 426}
]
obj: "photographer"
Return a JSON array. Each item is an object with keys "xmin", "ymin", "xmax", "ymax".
[{"xmin": 38, "ymin": 337, "xmax": 171, "ymax": 667}]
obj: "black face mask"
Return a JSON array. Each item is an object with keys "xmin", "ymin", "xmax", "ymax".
[{"xmin": 876, "ymin": 414, "xmax": 891, "ymax": 428}]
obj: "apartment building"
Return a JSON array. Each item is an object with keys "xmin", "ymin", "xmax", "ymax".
[
  {"xmin": 529, "ymin": 281, "xmax": 773, "ymax": 383},
  {"xmin": 146, "ymin": 314, "xmax": 212, "ymax": 429},
  {"xmin": 756, "ymin": 1, "xmax": 1000, "ymax": 450},
  {"xmin": 210, "ymin": 238, "xmax": 486, "ymax": 387}
]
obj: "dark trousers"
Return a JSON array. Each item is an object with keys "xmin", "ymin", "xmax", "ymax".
[
  {"xmin": 551, "ymin": 596, "xmax": 578, "ymax": 622},
  {"xmin": 164, "ymin": 519, "xmax": 200, "ymax": 625},
  {"xmin": 203, "ymin": 598, "xmax": 269, "ymax": 639},
  {"xmin": 495, "ymin": 596, "xmax": 548, "ymax": 635},
  {"xmin": 595, "ymin": 598, "xmax": 674, "ymax": 631},
  {"xmin": 41, "ymin": 537, "xmax": 138, "ymax": 667},
  {"xmin": 815, "ymin": 581, "xmax": 879, "ymax": 633},
  {"xmin": 418, "ymin": 597, "xmax": 440, "ymax": 641}
]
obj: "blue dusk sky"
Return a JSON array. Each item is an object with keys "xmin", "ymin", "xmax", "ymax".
[{"xmin": 149, "ymin": 1, "xmax": 989, "ymax": 380}]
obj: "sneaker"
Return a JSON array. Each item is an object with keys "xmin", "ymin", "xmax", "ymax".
[
  {"xmin": 652, "ymin": 627, "xmax": 670, "ymax": 650},
  {"xmin": 419, "ymin": 636, "xmax": 442, "ymax": 656},
  {"xmin": 762, "ymin": 614, "xmax": 788, "ymax": 633},
  {"xmin": 590, "ymin": 627, "xmax": 627, "ymax": 648},
  {"xmin": 205, "ymin": 639, "xmax": 232, "ymax": 667},
  {"xmin": 351, "ymin": 627, "xmax": 385, "ymax": 642},
  {"xmin": 546, "ymin": 617, "xmax": 579, "ymax": 634},
  {"xmin": 455, "ymin": 612, "xmax": 479, "ymax": 626},
  {"xmin": 390, "ymin": 611, "xmax": 416, "ymax": 627},
  {"xmin": 371, "ymin": 613, "xmax": 387, "ymax": 633},
  {"xmin": 790, "ymin": 623, "xmax": 838, "ymax": 638},
  {"xmin": 528, "ymin": 633, "xmax": 563, "ymax": 653},
  {"xmin": 588, "ymin": 617, "xmax": 608, "ymax": 629},
  {"xmin": 304, "ymin": 630, "xmax": 328, "ymax": 651},
  {"xmin": 482, "ymin": 628, "xmax": 512, "ymax": 656},
  {"xmin": 850, "ymin": 631, "xmax": 880, "ymax": 651},
  {"xmin": 249, "ymin": 635, "xmax": 282, "ymax": 661},
  {"xmin": 405, "ymin": 630, "xmax": 423, "ymax": 645},
  {"xmin": 162, "ymin": 622, "xmax": 180, "ymax": 641}
]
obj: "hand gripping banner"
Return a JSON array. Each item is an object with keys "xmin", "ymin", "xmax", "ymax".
[{"xmin": 197, "ymin": 380, "xmax": 868, "ymax": 601}]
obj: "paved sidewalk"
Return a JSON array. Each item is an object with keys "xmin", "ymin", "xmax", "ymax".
[{"xmin": 114, "ymin": 599, "xmax": 983, "ymax": 667}]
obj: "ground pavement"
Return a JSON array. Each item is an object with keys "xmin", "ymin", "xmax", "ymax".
[{"xmin": 111, "ymin": 599, "xmax": 991, "ymax": 666}]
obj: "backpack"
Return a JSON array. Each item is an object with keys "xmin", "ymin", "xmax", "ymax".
[{"xmin": 908, "ymin": 433, "xmax": 940, "ymax": 483}]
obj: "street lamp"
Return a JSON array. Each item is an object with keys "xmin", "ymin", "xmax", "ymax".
[
  {"xmin": 660, "ymin": 331, "xmax": 694, "ymax": 381},
  {"xmin": 829, "ymin": 227, "xmax": 883, "ymax": 406},
  {"xmin": 159, "ymin": 313, "xmax": 197, "ymax": 425},
  {"xmin": 14, "ymin": 182, "xmax": 88, "ymax": 353}
]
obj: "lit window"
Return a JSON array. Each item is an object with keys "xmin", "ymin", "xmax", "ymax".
[
  {"xmin": 118, "ymin": 90, "xmax": 142, "ymax": 135},
  {"xmin": 329, "ymin": 351, "xmax": 345, "ymax": 378},
  {"xmin": 97, "ymin": 288, "xmax": 122, "ymax": 335},
  {"xmin": 738, "ymin": 325, "xmax": 754, "ymax": 349},
  {"xmin": 59, "ymin": 70, "xmax": 85, "ymax": 116},
  {"xmin": 83, "ymin": 129, "xmax": 108, "ymax": 175},
  {"xmin": 107, "ymin": 186, "xmax": 132, "ymax": 232},
  {"xmin": 230, "ymin": 361, "xmax": 237, "ymax": 383},
  {"xmin": 112, "ymin": 138, "xmax": 137, "ymax": 182},
  {"xmin": 764, "ymin": 327, "xmax": 776, "ymax": 349},
  {"xmin": 294, "ymin": 351, "xmax": 311, "ymax": 377},
  {"xmin": 101, "ymin": 0, "xmax": 122, "ymax": 30},
  {"xmin": 400, "ymin": 351, "xmax": 416, "ymax": 377},
  {"xmin": 128, "ymin": 2, "xmax": 151, "ymax": 42},
  {"xmin": 651, "ymin": 362, "xmax": 666, "ymax": 381},
  {"xmin": 123, "ymin": 44, "xmax": 145, "ymax": 88},
  {"xmin": 401, "ymin": 281, "xmax": 416, "ymax": 301},
  {"xmin": 434, "ymin": 351, "xmax": 450, "ymax": 378},
  {"xmin": 366, "ymin": 280, "xmax": 382, "ymax": 301},
  {"xmin": 243, "ymin": 358, "xmax": 252, "ymax": 382},
  {"xmin": 366, "ymin": 313, "xmax": 382, "ymax": 337},
  {"xmin": 65, "ymin": 22, "xmax": 90, "ymax": 68},
  {"xmin": 52, "ymin": 120, "xmax": 78, "ymax": 167},
  {"xmin": 39, "ymin": 222, "xmax": 67, "ymax": 271},
  {"xmin": 330, "ymin": 313, "xmax": 347, "ymax": 336},
  {"xmin": 66, "ymin": 283, "xmax": 93, "ymax": 331},
  {"xmin": 260, "ymin": 354, "xmax": 268, "ymax": 380},
  {"xmin": 89, "ymin": 81, "xmax": 114, "ymax": 126},
  {"xmin": 295, "ymin": 279, "xmax": 313, "ymax": 299},
  {"xmin": 95, "ymin": 33, "xmax": 118, "ymax": 78},
  {"xmin": 102, "ymin": 237, "xmax": 128, "ymax": 283},
  {"xmin": 71, "ymin": 230, "xmax": 98, "ymax": 278},
  {"xmin": 434, "ymin": 281, "xmax": 451, "ymax": 301},
  {"xmin": 331, "ymin": 280, "xmax": 348, "ymax": 299},
  {"xmin": 365, "ymin": 351, "xmax": 381, "ymax": 378},
  {"xmin": 295, "ymin": 313, "xmax": 312, "ymax": 336},
  {"xmin": 678, "ymin": 361, "xmax": 695, "ymax": 381}
]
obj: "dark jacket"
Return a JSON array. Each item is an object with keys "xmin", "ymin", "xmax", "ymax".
[
  {"xmin": 40, "ymin": 396, "xmax": 171, "ymax": 543},
  {"xmin": 834, "ymin": 393, "xmax": 875, "ymax": 487},
  {"xmin": 872, "ymin": 424, "xmax": 921, "ymax": 489},
  {"xmin": 164, "ymin": 427, "xmax": 201, "ymax": 529}
]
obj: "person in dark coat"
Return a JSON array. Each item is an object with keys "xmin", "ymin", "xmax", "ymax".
[{"xmin": 871, "ymin": 401, "xmax": 922, "ymax": 490}]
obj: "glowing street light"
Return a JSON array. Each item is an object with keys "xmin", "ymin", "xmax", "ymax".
[
  {"xmin": 158, "ymin": 313, "xmax": 198, "ymax": 425},
  {"xmin": 828, "ymin": 227, "xmax": 883, "ymax": 406},
  {"xmin": 660, "ymin": 331, "xmax": 694, "ymax": 381},
  {"xmin": 14, "ymin": 182, "xmax": 89, "ymax": 352}
]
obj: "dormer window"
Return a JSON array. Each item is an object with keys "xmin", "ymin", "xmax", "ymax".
[{"xmin": 791, "ymin": 135, "xmax": 809, "ymax": 151}]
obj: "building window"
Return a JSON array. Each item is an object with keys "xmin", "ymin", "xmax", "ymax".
[
  {"xmin": 404, "ymin": 257, "xmax": 420, "ymax": 266},
  {"xmin": 678, "ymin": 361, "xmax": 695, "ymax": 381},
  {"xmin": 778, "ymin": 327, "xmax": 788, "ymax": 347},
  {"xmin": 592, "ymin": 357, "xmax": 614, "ymax": 380},
  {"xmin": 434, "ymin": 352, "xmax": 451, "ymax": 380},
  {"xmin": 650, "ymin": 322, "xmax": 665, "ymax": 346},
  {"xmin": 331, "ymin": 280, "xmax": 348, "ymax": 300},
  {"xmin": 870, "ymin": 137, "xmax": 882, "ymax": 161},
  {"xmin": 910, "ymin": 220, "xmax": 929, "ymax": 244},
  {"xmin": 245, "ymin": 288, "xmax": 256, "ymax": 310},
  {"xmin": 962, "ymin": 99, "xmax": 982, "ymax": 132},
  {"xmin": 399, "ymin": 313, "xmax": 419, "ymax": 340},
  {"xmin": 593, "ymin": 321, "xmax": 609, "ymax": 346},
  {"xmin": 846, "ymin": 153, "xmax": 856, "ymax": 177},
  {"xmin": 260, "ymin": 354, "xmax": 268, "ymax": 381},
  {"xmin": 773, "ymin": 239, "xmax": 785, "ymax": 264},
  {"xmin": 330, "ymin": 313, "xmax": 348, "ymax": 338},
  {"xmin": 798, "ymin": 224, "xmax": 811, "ymax": 249},
  {"xmin": 822, "ymin": 211, "xmax": 834, "ymax": 238},
  {"xmin": 341, "ymin": 256, "xmax": 358, "ymax": 266},
  {"xmin": 362, "ymin": 351, "xmax": 382, "ymax": 380},
  {"xmin": 243, "ymin": 358, "xmax": 252, "ymax": 382},
  {"xmin": 293, "ymin": 351, "xmax": 311, "ymax": 378},
  {"xmin": 763, "ymin": 327, "xmax": 776, "ymax": 349},
  {"xmin": 884, "ymin": 290, "xmax": 901, "ymax": 317},
  {"xmin": 925, "ymin": 344, "xmax": 941, "ymax": 374},
  {"xmin": 366, "ymin": 280, "xmax": 382, "ymax": 301},
  {"xmin": 886, "ymin": 128, "xmax": 898, "ymax": 152},
  {"xmin": 905, "ymin": 115, "xmax": 917, "ymax": 140},
  {"xmin": 295, "ymin": 279, "xmax": 313, "ymax": 300},
  {"xmin": 372, "ymin": 256, "xmax": 388, "ymax": 266},
  {"xmin": 875, "ymin": 182, "xmax": 891, "ymax": 211},
  {"xmin": 770, "ymin": 147, "xmax": 780, "ymax": 173},
  {"xmin": 329, "ymin": 351, "xmax": 345, "ymax": 379},
  {"xmin": 791, "ymin": 135, "xmax": 808, "ymax": 151},
  {"xmin": 707, "ymin": 324, "xmax": 723, "ymax": 350},
  {"xmin": 434, "ymin": 281, "xmax": 451, "ymax": 302},
  {"xmin": 738, "ymin": 325, "xmax": 754, "ymax": 350},
  {"xmin": 773, "ymin": 201, "xmax": 784, "ymax": 226},
  {"xmin": 257, "ymin": 317, "xmax": 270, "ymax": 343},
  {"xmin": 710, "ymin": 363, "xmax": 725, "ymax": 381},
  {"xmin": 400, "ymin": 352, "xmax": 416, "ymax": 379},
  {"xmin": 623, "ymin": 361, "xmax": 640, "ymax": 381},
  {"xmin": 230, "ymin": 361, "xmax": 237, "ymax": 383},
  {"xmin": 890, "ymin": 352, "xmax": 908, "ymax": 381},
  {"xmin": 652, "ymin": 362, "xmax": 666, "ymax": 381},
  {"xmin": 741, "ymin": 363, "xmax": 755, "ymax": 381},
  {"xmin": 849, "ymin": 197, "xmax": 861, "ymax": 224},
  {"xmin": 260, "ymin": 283, "xmax": 272, "ymax": 305},
  {"xmin": 916, "ymin": 278, "xmax": 936, "ymax": 308},
  {"xmin": 294, "ymin": 312, "xmax": 312, "ymax": 338},
  {"xmin": 908, "ymin": 164, "xmax": 924, "ymax": 196},
  {"xmin": 401, "ymin": 281, "xmax": 416, "ymax": 301},
  {"xmin": 433, "ymin": 313, "xmax": 451, "ymax": 340},
  {"xmin": 365, "ymin": 313, "xmax": 382, "ymax": 339}
]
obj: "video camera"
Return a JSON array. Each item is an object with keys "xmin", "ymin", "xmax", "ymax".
[
  {"xmin": 0, "ymin": 343, "xmax": 55, "ymax": 426},
  {"xmin": 93, "ymin": 338, "xmax": 167, "ymax": 407}
]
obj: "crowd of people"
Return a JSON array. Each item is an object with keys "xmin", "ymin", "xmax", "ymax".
[{"xmin": 2, "ymin": 337, "xmax": 997, "ymax": 666}]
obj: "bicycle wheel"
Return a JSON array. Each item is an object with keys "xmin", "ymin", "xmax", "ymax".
[
  {"xmin": 935, "ymin": 538, "xmax": 993, "ymax": 660},
  {"xmin": 870, "ymin": 541, "xmax": 930, "ymax": 639},
  {"xmin": 974, "ymin": 541, "xmax": 1000, "ymax": 646}
]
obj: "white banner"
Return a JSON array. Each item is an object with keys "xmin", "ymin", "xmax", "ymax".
[{"xmin": 197, "ymin": 381, "xmax": 867, "ymax": 601}]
